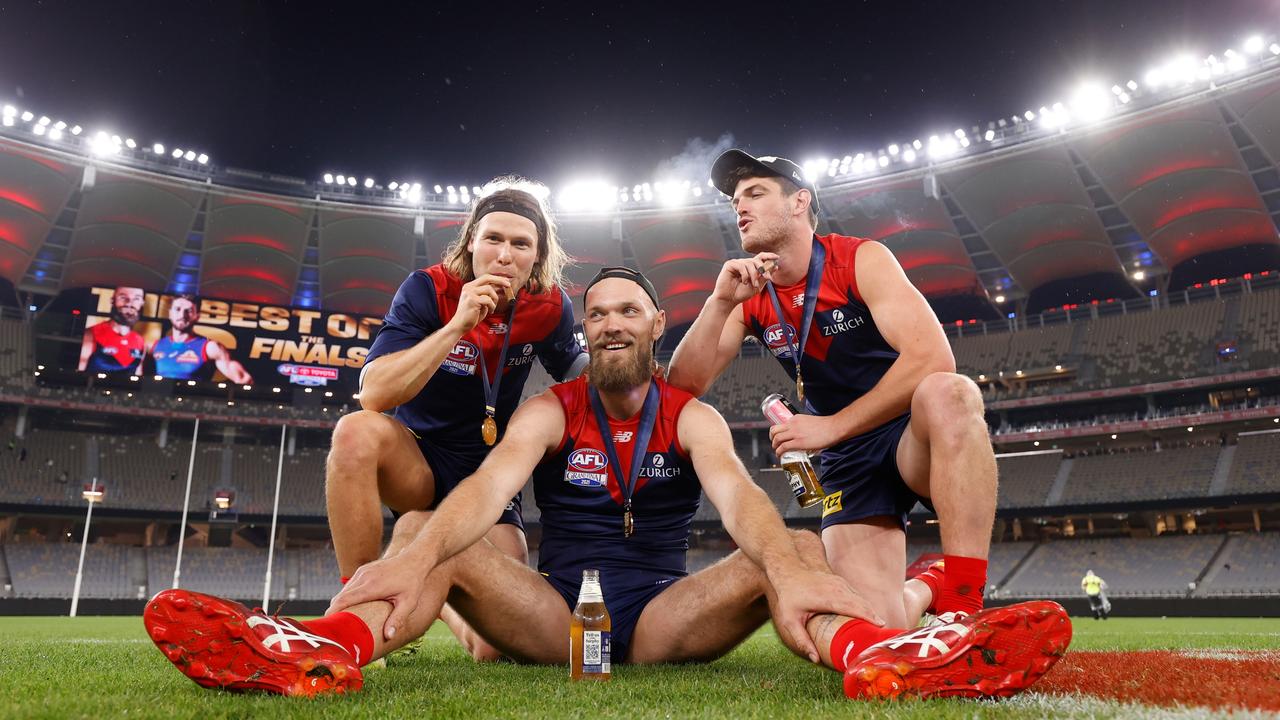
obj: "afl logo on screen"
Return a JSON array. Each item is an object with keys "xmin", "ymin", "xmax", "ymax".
[{"xmin": 763, "ymin": 323, "xmax": 797, "ymax": 359}]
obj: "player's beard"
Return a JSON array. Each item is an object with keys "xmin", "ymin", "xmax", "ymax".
[
  {"xmin": 111, "ymin": 306, "xmax": 139, "ymax": 327},
  {"xmin": 588, "ymin": 338, "xmax": 654, "ymax": 393},
  {"xmin": 740, "ymin": 212, "xmax": 789, "ymax": 255}
]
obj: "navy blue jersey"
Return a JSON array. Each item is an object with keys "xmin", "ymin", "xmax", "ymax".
[
  {"xmin": 533, "ymin": 375, "xmax": 701, "ymax": 578},
  {"xmin": 741, "ymin": 234, "xmax": 900, "ymax": 418},
  {"xmin": 364, "ymin": 264, "xmax": 585, "ymax": 452},
  {"xmin": 151, "ymin": 335, "xmax": 210, "ymax": 380}
]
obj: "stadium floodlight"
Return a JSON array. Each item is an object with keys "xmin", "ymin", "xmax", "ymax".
[
  {"xmin": 53, "ymin": 120, "xmax": 65, "ymax": 129},
  {"xmin": 172, "ymin": 148, "xmax": 184, "ymax": 158},
  {"xmin": 1133, "ymin": 270, "xmax": 1145, "ymax": 280},
  {"xmin": 433, "ymin": 184, "xmax": 443, "ymax": 194},
  {"xmin": 1126, "ymin": 80, "xmax": 1138, "ymax": 91},
  {"xmin": 692, "ymin": 186, "xmax": 702, "ymax": 197},
  {"xmin": 1226, "ymin": 50, "xmax": 1246, "ymax": 72},
  {"xmin": 446, "ymin": 185, "xmax": 456, "ymax": 194},
  {"xmin": 197, "ymin": 153, "xmax": 208, "ymax": 165},
  {"xmin": 90, "ymin": 132, "xmax": 118, "ymax": 157},
  {"xmin": 71, "ymin": 125, "xmax": 82, "ymax": 135},
  {"xmin": 887, "ymin": 144, "xmax": 899, "ymax": 156},
  {"xmin": 154, "ymin": 375, "xmax": 163, "ymax": 381},
  {"xmin": 995, "ymin": 294, "xmax": 1006, "ymax": 303},
  {"xmin": 184, "ymin": 150, "xmax": 196, "ymax": 161},
  {"xmin": 32, "ymin": 124, "xmax": 45, "ymax": 136},
  {"xmin": 902, "ymin": 148, "xmax": 917, "ymax": 162},
  {"xmin": 20, "ymin": 110, "xmax": 33, "ymax": 122},
  {"xmin": 1118, "ymin": 92, "xmax": 1132, "ymax": 104},
  {"xmin": 472, "ymin": 186, "xmax": 481, "ymax": 195},
  {"xmin": 558, "ymin": 179, "xmax": 618, "ymax": 212},
  {"xmin": 1070, "ymin": 82, "xmax": 1112, "ymax": 123},
  {"xmin": 388, "ymin": 181, "xmax": 399, "ymax": 190},
  {"xmin": 153, "ymin": 143, "xmax": 165, "ymax": 154},
  {"xmin": 407, "ymin": 184, "xmax": 422, "ymax": 201},
  {"xmin": 655, "ymin": 180, "xmax": 688, "ymax": 207},
  {"xmin": 187, "ymin": 380, "xmax": 196, "ymax": 386},
  {"xmin": 335, "ymin": 174, "xmax": 346, "ymax": 185},
  {"xmin": 1, "ymin": 104, "xmax": 14, "ymax": 117},
  {"xmin": 1271, "ymin": 43, "xmax": 1280, "ymax": 56},
  {"xmin": 801, "ymin": 159, "xmax": 826, "ymax": 183},
  {"xmin": 37, "ymin": 115, "xmax": 50, "ymax": 126},
  {"xmin": 1245, "ymin": 35, "xmax": 1264, "ymax": 54},
  {"xmin": 984, "ymin": 129, "xmax": 995, "ymax": 141},
  {"xmin": 322, "ymin": 173, "xmax": 334, "ymax": 184},
  {"xmin": 1, "ymin": 115, "xmax": 12, "ymax": 127},
  {"xmin": 363, "ymin": 177, "xmax": 374, "ymax": 188},
  {"xmin": 877, "ymin": 155, "xmax": 889, "ymax": 167},
  {"xmin": 125, "ymin": 138, "xmax": 136, "ymax": 149}
]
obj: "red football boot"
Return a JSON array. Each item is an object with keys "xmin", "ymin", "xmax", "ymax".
[
  {"xmin": 144, "ymin": 589, "xmax": 363, "ymax": 697},
  {"xmin": 844, "ymin": 600, "xmax": 1071, "ymax": 700}
]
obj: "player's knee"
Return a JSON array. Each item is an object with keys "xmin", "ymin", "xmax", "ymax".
[
  {"xmin": 391, "ymin": 510, "xmax": 431, "ymax": 541},
  {"xmin": 916, "ymin": 372, "xmax": 984, "ymax": 430},
  {"xmin": 329, "ymin": 411, "xmax": 393, "ymax": 469},
  {"xmin": 464, "ymin": 637, "xmax": 506, "ymax": 663}
]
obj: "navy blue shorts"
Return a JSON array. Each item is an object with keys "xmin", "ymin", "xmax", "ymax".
[
  {"xmin": 407, "ymin": 427, "xmax": 524, "ymax": 530},
  {"xmin": 542, "ymin": 568, "xmax": 678, "ymax": 663},
  {"xmin": 816, "ymin": 413, "xmax": 930, "ymax": 531}
]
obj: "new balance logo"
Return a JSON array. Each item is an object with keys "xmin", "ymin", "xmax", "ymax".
[
  {"xmin": 247, "ymin": 616, "xmax": 351, "ymax": 660},
  {"xmin": 868, "ymin": 622, "xmax": 967, "ymax": 659},
  {"xmin": 791, "ymin": 294, "xmax": 805, "ymax": 307},
  {"xmin": 612, "ymin": 431, "xmax": 633, "ymax": 442}
]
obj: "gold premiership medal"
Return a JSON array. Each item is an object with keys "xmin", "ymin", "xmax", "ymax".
[
  {"xmin": 623, "ymin": 510, "xmax": 634, "ymax": 538},
  {"xmin": 795, "ymin": 374, "xmax": 805, "ymax": 404},
  {"xmin": 482, "ymin": 416, "xmax": 497, "ymax": 446}
]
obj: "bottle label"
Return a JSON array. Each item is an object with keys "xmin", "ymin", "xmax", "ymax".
[{"xmin": 582, "ymin": 630, "xmax": 611, "ymax": 674}]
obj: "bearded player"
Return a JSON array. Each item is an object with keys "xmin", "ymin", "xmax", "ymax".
[{"xmin": 79, "ymin": 285, "xmax": 146, "ymax": 374}]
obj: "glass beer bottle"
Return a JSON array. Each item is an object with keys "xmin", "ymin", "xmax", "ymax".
[
  {"xmin": 569, "ymin": 568, "xmax": 611, "ymax": 681},
  {"xmin": 760, "ymin": 393, "xmax": 826, "ymax": 509}
]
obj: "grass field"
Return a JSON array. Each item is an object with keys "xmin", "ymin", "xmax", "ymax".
[{"xmin": 2, "ymin": 615, "xmax": 1278, "ymax": 719}]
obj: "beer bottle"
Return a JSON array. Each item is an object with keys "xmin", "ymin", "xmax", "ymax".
[
  {"xmin": 760, "ymin": 393, "xmax": 826, "ymax": 509},
  {"xmin": 569, "ymin": 568, "xmax": 611, "ymax": 681}
]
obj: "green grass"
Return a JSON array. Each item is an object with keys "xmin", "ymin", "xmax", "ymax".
[{"xmin": 1, "ymin": 616, "xmax": 1278, "ymax": 719}]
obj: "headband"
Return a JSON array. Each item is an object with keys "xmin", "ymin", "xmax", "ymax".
[
  {"xmin": 475, "ymin": 198, "xmax": 547, "ymax": 242},
  {"xmin": 584, "ymin": 266, "xmax": 661, "ymax": 310}
]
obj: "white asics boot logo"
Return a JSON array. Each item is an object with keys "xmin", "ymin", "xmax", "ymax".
[
  {"xmin": 868, "ymin": 622, "xmax": 967, "ymax": 658},
  {"xmin": 247, "ymin": 616, "xmax": 350, "ymax": 659}
]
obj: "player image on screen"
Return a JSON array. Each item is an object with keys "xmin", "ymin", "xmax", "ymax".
[
  {"xmin": 78, "ymin": 285, "xmax": 146, "ymax": 374},
  {"xmin": 146, "ymin": 294, "xmax": 253, "ymax": 384}
]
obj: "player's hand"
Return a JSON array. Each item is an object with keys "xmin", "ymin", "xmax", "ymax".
[
  {"xmin": 710, "ymin": 253, "xmax": 779, "ymax": 306},
  {"xmin": 770, "ymin": 413, "xmax": 840, "ymax": 455},
  {"xmin": 771, "ymin": 568, "xmax": 884, "ymax": 664},
  {"xmin": 451, "ymin": 274, "xmax": 511, "ymax": 332},
  {"xmin": 327, "ymin": 553, "xmax": 425, "ymax": 641}
]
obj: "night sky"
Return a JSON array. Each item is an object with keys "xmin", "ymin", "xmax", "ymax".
[{"xmin": 0, "ymin": 0, "xmax": 1276, "ymax": 190}]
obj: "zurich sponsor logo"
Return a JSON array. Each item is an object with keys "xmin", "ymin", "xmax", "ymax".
[
  {"xmin": 640, "ymin": 452, "xmax": 680, "ymax": 478},
  {"xmin": 523, "ymin": 343, "xmax": 534, "ymax": 356},
  {"xmin": 820, "ymin": 307, "xmax": 865, "ymax": 337},
  {"xmin": 832, "ymin": 309, "xmax": 844, "ymax": 323},
  {"xmin": 565, "ymin": 448, "xmax": 609, "ymax": 487},
  {"xmin": 652, "ymin": 453, "xmax": 664, "ymax": 467},
  {"xmin": 763, "ymin": 323, "xmax": 797, "ymax": 358}
]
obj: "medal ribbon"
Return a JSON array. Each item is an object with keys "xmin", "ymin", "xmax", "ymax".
[
  {"xmin": 764, "ymin": 236, "xmax": 826, "ymax": 391},
  {"xmin": 588, "ymin": 380, "xmax": 661, "ymax": 536},
  {"xmin": 477, "ymin": 294, "xmax": 520, "ymax": 424}
]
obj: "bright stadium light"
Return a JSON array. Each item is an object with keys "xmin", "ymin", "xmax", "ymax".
[
  {"xmin": 125, "ymin": 138, "xmax": 136, "ymax": 149},
  {"xmin": 184, "ymin": 150, "xmax": 196, "ymax": 161},
  {"xmin": 197, "ymin": 153, "xmax": 208, "ymax": 165},
  {"xmin": 1070, "ymin": 82, "xmax": 1112, "ymax": 122},
  {"xmin": 984, "ymin": 129, "xmax": 996, "ymax": 141},
  {"xmin": 335, "ymin": 174, "xmax": 346, "ymax": 185},
  {"xmin": 887, "ymin": 144, "xmax": 899, "ymax": 156},
  {"xmin": 363, "ymin": 177, "xmax": 374, "ymax": 188},
  {"xmin": 558, "ymin": 180, "xmax": 617, "ymax": 212},
  {"xmin": 801, "ymin": 159, "xmax": 825, "ymax": 182},
  {"xmin": 1245, "ymin": 35, "xmax": 1264, "ymax": 54},
  {"xmin": 1225, "ymin": 49, "xmax": 1246, "ymax": 72},
  {"xmin": 994, "ymin": 294, "xmax": 1006, "ymax": 303},
  {"xmin": 433, "ymin": 184, "xmax": 443, "ymax": 194},
  {"xmin": 20, "ymin": 110, "xmax": 33, "ymax": 122},
  {"xmin": 172, "ymin": 148, "xmax": 184, "ymax": 158},
  {"xmin": 33, "ymin": 124, "xmax": 45, "ymax": 136},
  {"xmin": 388, "ymin": 181, "xmax": 399, "ymax": 190},
  {"xmin": 71, "ymin": 125, "xmax": 82, "ymax": 135},
  {"xmin": 1, "ymin": 104, "xmax": 14, "ymax": 117},
  {"xmin": 153, "ymin": 143, "xmax": 165, "ymax": 154},
  {"xmin": 37, "ymin": 115, "xmax": 50, "ymax": 126},
  {"xmin": 902, "ymin": 147, "xmax": 917, "ymax": 162},
  {"xmin": 1, "ymin": 115, "xmax": 12, "ymax": 127},
  {"xmin": 90, "ymin": 132, "xmax": 118, "ymax": 156}
]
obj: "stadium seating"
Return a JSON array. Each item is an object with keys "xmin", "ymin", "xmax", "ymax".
[
  {"xmin": 1197, "ymin": 532, "xmax": 1280, "ymax": 596},
  {"xmin": 1235, "ymin": 289, "xmax": 1280, "ymax": 369},
  {"xmin": 996, "ymin": 451, "xmax": 1062, "ymax": 509},
  {"xmin": 1000, "ymin": 534, "xmax": 1221, "ymax": 598},
  {"xmin": 0, "ymin": 317, "xmax": 31, "ymax": 381},
  {"xmin": 1057, "ymin": 443, "xmax": 1220, "ymax": 506},
  {"xmin": 1223, "ymin": 432, "xmax": 1280, "ymax": 495},
  {"xmin": 146, "ymin": 546, "xmax": 288, "ymax": 602},
  {"xmin": 0, "ymin": 429, "xmax": 87, "ymax": 507},
  {"xmin": 5, "ymin": 543, "xmax": 138, "ymax": 599}
]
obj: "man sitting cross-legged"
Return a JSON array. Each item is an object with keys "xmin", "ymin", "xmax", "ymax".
[{"xmin": 143, "ymin": 268, "xmax": 1070, "ymax": 700}]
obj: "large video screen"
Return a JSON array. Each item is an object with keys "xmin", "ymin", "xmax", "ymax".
[{"xmin": 42, "ymin": 286, "xmax": 382, "ymax": 388}]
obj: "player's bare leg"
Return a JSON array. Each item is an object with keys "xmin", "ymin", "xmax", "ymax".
[
  {"xmin": 437, "ymin": 522, "xmax": 529, "ymax": 661},
  {"xmin": 895, "ymin": 372, "xmax": 996, "ymax": 562},
  {"xmin": 628, "ymin": 529, "xmax": 826, "ymax": 664},
  {"xmin": 822, "ymin": 517, "xmax": 909, "ymax": 628},
  {"xmin": 350, "ymin": 511, "xmax": 569, "ymax": 664},
  {"xmin": 326, "ymin": 410, "xmax": 435, "ymax": 577}
]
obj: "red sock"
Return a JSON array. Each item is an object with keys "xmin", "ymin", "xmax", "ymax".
[
  {"xmin": 300, "ymin": 612, "xmax": 375, "ymax": 667},
  {"xmin": 829, "ymin": 619, "xmax": 901, "ymax": 673},
  {"xmin": 340, "ymin": 576, "xmax": 350, "ymax": 584},
  {"xmin": 913, "ymin": 561, "xmax": 945, "ymax": 614},
  {"xmin": 937, "ymin": 554, "xmax": 987, "ymax": 616}
]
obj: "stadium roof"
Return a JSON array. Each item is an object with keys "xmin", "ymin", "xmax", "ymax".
[{"xmin": 3, "ymin": 66, "xmax": 1280, "ymax": 320}]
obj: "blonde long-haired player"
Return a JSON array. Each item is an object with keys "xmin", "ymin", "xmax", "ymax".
[{"xmin": 325, "ymin": 177, "xmax": 586, "ymax": 661}]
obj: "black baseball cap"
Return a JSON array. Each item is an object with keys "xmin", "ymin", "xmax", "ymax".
[
  {"xmin": 710, "ymin": 149, "xmax": 820, "ymax": 212},
  {"xmin": 584, "ymin": 266, "xmax": 661, "ymax": 310}
]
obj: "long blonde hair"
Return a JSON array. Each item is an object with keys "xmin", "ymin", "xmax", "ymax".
[{"xmin": 442, "ymin": 177, "xmax": 570, "ymax": 294}]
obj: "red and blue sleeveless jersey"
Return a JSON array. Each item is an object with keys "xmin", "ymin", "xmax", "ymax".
[
  {"xmin": 365, "ymin": 264, "xmax": 585, "ymax": 451},
  {"xmin": 740, "ymin": 233, "xmax": 899, "ymax": 418},
  {"xmin": 87, "ymin": 321, "xmax": 145, "ymax": 374},
  {"xmin": 151, "ymin": 335, "xmax": 210, "ymax": 380},
  {"xmin": 533, "ymin": 375, "xmax": 700, "ymax": 577}
]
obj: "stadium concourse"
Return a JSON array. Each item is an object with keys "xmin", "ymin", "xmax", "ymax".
[{"xmin": 3, "ymin": 46, "xmax": 1280, "ymax": 621}]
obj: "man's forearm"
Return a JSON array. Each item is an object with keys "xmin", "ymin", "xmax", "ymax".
[
  {"xmin": 721, "ymin": 484, "xmax": 805, "ymax": 584},
  {"xmin": 667, "ymin": 297, "xmax": 735, "ymax": 395},
  {"xmin": 360, "ymin": 322, "xmax": 467, "ymax": 412},
  {"xmin": 400, "ymin": 475, "xmax": 506, "ymax": 572}
]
